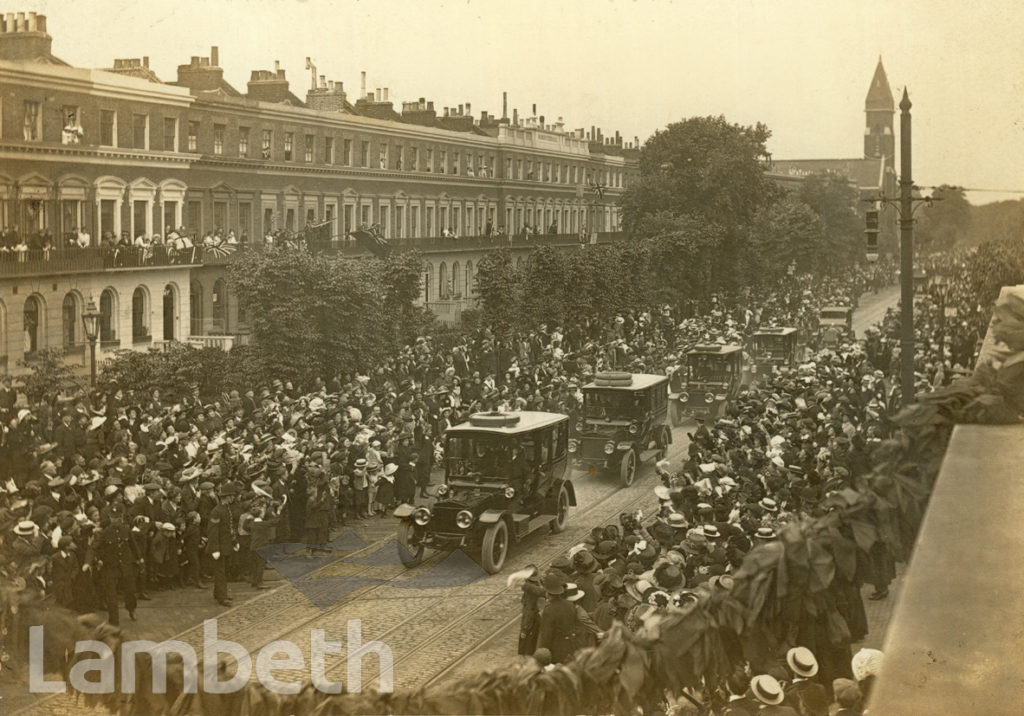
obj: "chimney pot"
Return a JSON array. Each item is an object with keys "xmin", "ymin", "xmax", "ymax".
[
  {"xmin": 384, "ymin": 87, "xmax": 389, "ymax": 101},
  {"xmin": 513, "ymin": 108, "xmax": 518, "ymax": 125},
  {"xmin": 427, "ymin": 101, "xmax": 434, "ymax": 111},
  {"xmin": 444, "ymin": 107, "xmax": 450, "ymax": 117},
  {"xmin": 211, "ymin": 46, "xmax": 219, "ymax": 66},
  {"xmin": 465, "ymin": 102, "xmax": 471, "ymax": 115},
  {"xmin": 532, "ymin": 103, "xmax": 537, "ymax": 115},
  {"xmin": 502, "ymin": 91, "xmax": 508, "ymax": 119},
  {"xmin": 27, "ymin": 11, "xmax": 36, "ymax": 31},
  {"xmin": 143, "ymin": 56, "xmax": 149, "ymax": 68}
]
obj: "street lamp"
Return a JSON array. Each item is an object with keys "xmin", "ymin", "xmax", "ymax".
[{"xmin": 81, "ymin": 296, "xmax": 101, "ymax": 386}]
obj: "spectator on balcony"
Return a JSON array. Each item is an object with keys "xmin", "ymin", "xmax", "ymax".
[
  {"xmin": 441, "ymin": 226, "xmax": 455, "ymax": 238},
  {"xmin": 485, "ymin": 219, "xmax": 493, "ymax": 237},
  {"xmin": 14, "ymin": 235, "xmax": 29, "ymax": 262},
  {"xmin": 2, "ymin": 226, "xmax": 20, "ymax": 249},
  {"xmin": 225, "ymin": 230, "xmax": 238, "ymax": 246},
  {"xmin": 77, "ymin": 226, "xmax": 91, "ymax": 249},
  {"xmin": 548, "ymin": 221, "xmax": 558, "ymax": 236}
]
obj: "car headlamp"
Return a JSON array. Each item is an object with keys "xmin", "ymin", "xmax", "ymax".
[
  {"xmin": 604, "ymin": 441, "xmax": 616, "ymax": 455},
  {"xmin": 456, "ymin": 510, "xmax": 474, "ymax": 529},
  {"xmin": 504, "ymin": 486, "xmax": 516, "ymax": 499},
  {"xmin": 413, "ymin": 507, "xmax": 432, "ymax": 526}
]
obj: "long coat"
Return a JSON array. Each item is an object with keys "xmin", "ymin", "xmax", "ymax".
[{"xmin": 537, "ymin": 596, "xmax": 577, "ymax": 663}]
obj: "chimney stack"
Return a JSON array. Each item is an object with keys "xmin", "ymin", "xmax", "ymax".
[
  {"xmin": 502, "ymin": 91, "xmax": 508, "ymax": 119},
  {"xmin": 361, "ymin": 71, "xmax": 367, "ymax": 98},
  {"xmin": 143, "ymin": 56, "xmax": 149, "ymax": 68},
  {"xmin": 465, "ymin": 102, "xmax": 471, "ymax": 115},
  {"xmin": 274, "ymin": 60, "xmax": 280, "ymax": 72},
  {"xmin": 210, "ymin": 46, "xmax": 219, "ymax": 66},
  {"xmin": 532, "ymin": 103, "xmax": 537, "ymax": 116},
  {"xmin": 513, "ymin": 108, "xmax": 518, "ymax": 125}
]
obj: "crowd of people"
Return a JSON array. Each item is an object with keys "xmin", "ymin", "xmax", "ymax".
[
  {"xmin": 0, "ymin": 244, "xmax": 990, "ymax": 712},
  {"xmin": 508, "ymin": 253, "xmax": 993, "ymax": 714}
]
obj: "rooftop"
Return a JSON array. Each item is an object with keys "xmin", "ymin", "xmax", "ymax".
[
  {"xmin": 583, "ymin": 373, "xmax": 670, "ymax": 391},
  {"xmin": 446, "ymin": 411, "xmax": 568, "ymax": 435}
]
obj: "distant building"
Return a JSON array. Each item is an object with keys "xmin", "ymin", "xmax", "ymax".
[
  {"xmin": 767, "ymin": 58, "xmax": 897, "ymax": 201},
  {"xmin": 0, "ymin": 11, "xmax": 637, "ymax": 372}
]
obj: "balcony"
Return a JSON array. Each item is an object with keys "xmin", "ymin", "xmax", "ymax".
[
  {"xmin": 0, "ymin": 246, "xmax": 202, "ymax": 278},
  {"xmin": 310, "ymin": 231, "xmax": 628, "ymax": 256}
]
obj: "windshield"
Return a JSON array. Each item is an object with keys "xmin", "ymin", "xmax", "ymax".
[
  {"xmin": 686, "ymin": 354, "xmax": 736, "ymax": 383},
  {"xmin": 583, "ymin": 389, "xmax": 645, "ymax": 419},
  {"xmin": 820, "ymin": 309, "xmax": 850, "ymax": 321},
  {"xmin": 446, "ymin": 434, "xmax": 510, "ymax": 479},
  {"xmin": 753, "ymin": 335, "xmax": 790, "ymax": 356}
]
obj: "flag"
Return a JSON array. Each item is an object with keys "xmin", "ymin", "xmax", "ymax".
[
  {"xmin": 349, "ymin": 226, "xmax": 391, "ymax": 258},
  {"xmin": 204, "ymin": 244, "xmax": 237, "ymax": 258}
]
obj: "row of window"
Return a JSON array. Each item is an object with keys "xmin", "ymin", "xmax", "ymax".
[{"xmin": 17, "ymin": 100, "xmax": 632, "ymax": 188}]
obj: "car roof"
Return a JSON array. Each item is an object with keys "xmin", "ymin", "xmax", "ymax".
[
  {"xmin": 686, "ymin": 344, "xmax": 744, "ymax": 356},
  {"xmin": 582, "ymin": 373, "xmax": 670, "ymax": 391},
  {"xmin": 754, "ymin": 326, "xmax": 798, "ymax": 336},
  {"xmin": 821, "ymin": 305, "xmax": 853, "ymax": 312},
  {"xmin": 446, "ymin": 411, "xmax": 568, "ymax": 435}
]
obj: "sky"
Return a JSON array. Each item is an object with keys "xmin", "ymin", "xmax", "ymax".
[{"xmin": 21, "ymin": 0, "xmax": 1024, "ymax": 205}]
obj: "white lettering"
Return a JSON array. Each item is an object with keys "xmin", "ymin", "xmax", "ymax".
[
  {"xmin": 310, "ymin": 629, "xmax": 344, "ymax": 694},
  {"xmin": 347, "ymin": 619, "xmax": 393, "ymax": 694},
  {"xmin": 67, "ymin": 640, "xmax": 115, "ymax": 694},
  {"xmin": 121, "ymin": 639, "xmax": 198, "ymax": 694},
  {"xmin": 28, "ymin": 626, "xmax": 66, "ymax": 693},
  {"xmin": 202, "ymin": 619, "xmax": 253, "ymax": 693},
  {"xmin": 254, "ymin": 640, "xmax": 305, "ymax": 695}
]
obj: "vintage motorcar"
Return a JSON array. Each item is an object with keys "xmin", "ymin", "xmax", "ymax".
[
  {"xmin": 749, "ymin": 326, "xmax": 800, "ymax": 377},
  {"xmin": 570, "ymin": 372, "xmax": 671, "ymax": 488},
  {"xmin": 818, "ymin": 305, "xmax": 854, "ymax": 343},
  {"xmin": 394, "ymin": 411, "xmax": 575, "ymax": 574},
  {"xmin": 671, "ymin": 344, "xmax": 744, "ymax": 424}
]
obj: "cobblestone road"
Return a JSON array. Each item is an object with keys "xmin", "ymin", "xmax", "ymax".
[{"xmin": 13, "ymin": 288, "xmax": 902, "ymax": 714}]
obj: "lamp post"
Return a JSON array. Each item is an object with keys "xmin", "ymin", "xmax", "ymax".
[{"xmin": 81, "ymin": 296, "xmax": 101, "ymax": 386}]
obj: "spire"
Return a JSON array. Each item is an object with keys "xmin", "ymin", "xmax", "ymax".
[{"xmin": 865, "ymin": 57, "xmax": 894, "ymax": 111}]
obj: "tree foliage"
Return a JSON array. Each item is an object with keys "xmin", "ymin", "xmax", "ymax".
[
  {"xmin": 17, "ymin": 348, "xmax": 80, "ymax": 402},
  {"xmin": 915, "ymin": 185, "xmax": 973, "ymax": 254},
  {"xmin": 100, "ymin": 344, "xmax": 235, "ymax": 402},
  {"xmin": 228, "ymin": 248, "xmax": 422, "ymax": 384},
  {"xmin": 474, "ymin": 249, "xmax": 520, "ymax": 337}
]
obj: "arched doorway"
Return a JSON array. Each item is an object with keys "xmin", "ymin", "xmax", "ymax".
[
  {"xmin": 190, "ymin": 281, "xmax": 203, "ymax": 336},
  {"xmin": 163, "ymin": 284, "xmax": 177, "ymax": 341},
  {"xmin": 62, "ymin": 292, "xmax": 80, "ymax": 347},
  {"xmin": 100, "ymin": 288, "xmax": 117, "ymax": 342},
  {"xmin": 23, "ymin": 295, "xmax": 44, "ymax": 354},
  {"xmin": 132, "ymin": 286, "xmax": 150, "ymax": 342}
]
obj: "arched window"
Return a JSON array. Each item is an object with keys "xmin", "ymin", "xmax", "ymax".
[
  {"xmin": 465, "ymin": 261, "xmax": 473, "ymax": 296},
  {"xmin": 438, "ymin": 262, "xmax": 448, "ymax": 300},
  {"xmin": 62, "ymin": 293, "xmax": 79, "ymax": 347},
  {"xmin": 100, "ymin": 288, "xmax": 117, "ymax": 342},
  {"xmin": 212, "ymin": 278, "xmax": 227, "ymax": 333},
  {"xmin": 132, "ymin": 286, "xmax": 150, "ymax": 342},
  {"xmin": 451, "ymin": 262, "xmax": 460, "ymax": 298},
  {"xmin": 189, "ymin": 281, "xmax": 203, "ymax": 336},
  {"xmin": 423, "ymin": 263, "xmax": 433, "ymax": 303},
  {"xmin": 163, "ymin": 284, "xmax": 177, "ymax": 341},
  {"xmin": 23, "ymin": 295, "xmax": 44, "ymax": 354}
]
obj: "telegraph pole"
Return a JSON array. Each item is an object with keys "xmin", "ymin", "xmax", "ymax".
[{"xmin": 898, "ymin": 88, "xmax": 915, "ymax": 405}]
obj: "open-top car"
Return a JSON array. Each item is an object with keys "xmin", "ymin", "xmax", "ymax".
[
  {"xmin": 671, "ymin": 344, "xmax": 744, "ymax": 424},
  {"xmin": 571, "ymin": 372, "xmax": 671, "ymax": 488},
  {"xmin": 749, "ymin": 326, "xmax": 800, "ymax": 377},
  {"xmin": 394, "ymin": 411, "xmax": 575, "ymax": 574}
]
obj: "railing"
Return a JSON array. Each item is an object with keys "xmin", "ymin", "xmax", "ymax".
[
  {"xmin": 187, "ymin": 333, "xmax": 251, "ymax": 351},
  {"xmin": 309, "ymin": 231, "xmax": 628, "ymax": 255},
  {"xmin": 0, "ymin": 245, "xmax": 203, "ymax": 277}
]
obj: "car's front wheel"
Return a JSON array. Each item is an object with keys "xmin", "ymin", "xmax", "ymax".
[
  {"xmin": 480, "ymin": 519, "xmax": 509, "ymax": 574},
  {"xmin": 620, "ymin": 448, "xmax": 637, "ymax": 488},
  {"xmin": 397, "ymin": 520, "xmax": 424, "ymax": 568},
  {"xmin": 550, "ymin": 483, "xmax": 570, "ymax": 533}
]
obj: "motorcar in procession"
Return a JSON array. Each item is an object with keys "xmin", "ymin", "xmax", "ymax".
[
  {"xmin": 671, "ymin": 344, "xmax": 744, "ymax": 424},
  {"xmin": 748, "ymin": 326, "xmax": 800, "ymax": 378},
  {"xmin": 817, "ymin": 305, "xmax": 854, "ymax": 347},
  {"xmin": 570, "ymin": 372, "xmax": 671, "ymax": 488},
  {"xmin": 394, "ymin": 411, "xmax": 575, "ymax": 574}
]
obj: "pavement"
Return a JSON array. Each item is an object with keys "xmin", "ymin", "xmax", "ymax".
[{"xmin": 5, "ymin": 286, "xmax": 904, "ymax": 714}]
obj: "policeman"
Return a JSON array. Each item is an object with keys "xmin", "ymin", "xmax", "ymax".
[
  {"xmin": 94, "ymin": 503, "xmax": 140, "ymax": 625},
  {"xmin": 206, "ymin": 482, "xmax": 239, "ymax": 606}
]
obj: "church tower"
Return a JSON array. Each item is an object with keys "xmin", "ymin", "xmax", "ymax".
[{"xmin": 864, "ymin": 57, "xmax": 895, "ymax": 169}]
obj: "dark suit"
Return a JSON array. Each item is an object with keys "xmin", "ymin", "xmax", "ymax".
[
  {"xmin": 206, "ymin": 502, "xmax": 235, "ymax": 601},
  {"xmin": 94, "ymin": 522, "xmax": 138, "ymax": 625},
  {"xmin": 537, "ymin": 596, "xmax": 577, "ymax": 663}
]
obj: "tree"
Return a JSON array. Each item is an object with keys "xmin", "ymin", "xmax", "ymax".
[
  {"xmin": 796, "ymin": 171, "xmax": 864, "ymax": 271},
  {"xmin": 622, "ymin": 115, "xmax": 780, "ymax": 234},
  {"xmin": 18, "ymin": 348, "xmax": 80, "ymax": 403},
  {"xmin": 750, "ymin": 196, "xmax": 827, "ymax": 277},
  {"xmin": 916, "ymin": 185, "xmax": 972, "ymax": 253},
  {"xmin": 621, "ymin": 115, "xmax": 783, "ymax": 294},
  {"xmin": 379, "ymin": 250, "xmax": 427, "ymax": 344},
  {"xmin": 100, "ymin": 343, "xmax": 234, "ymax": 401},
  {"xmin": 474, "ymin": 249, "xmax": 520, "ymax": 337},
  {"xmin": 229, "ymin": 249, "xmax": 393, "ymax": 385}
]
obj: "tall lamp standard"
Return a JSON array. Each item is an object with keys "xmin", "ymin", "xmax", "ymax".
[{"xmin": 81, "ymin": 297, "xmax": 101, "ymax": 386}]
